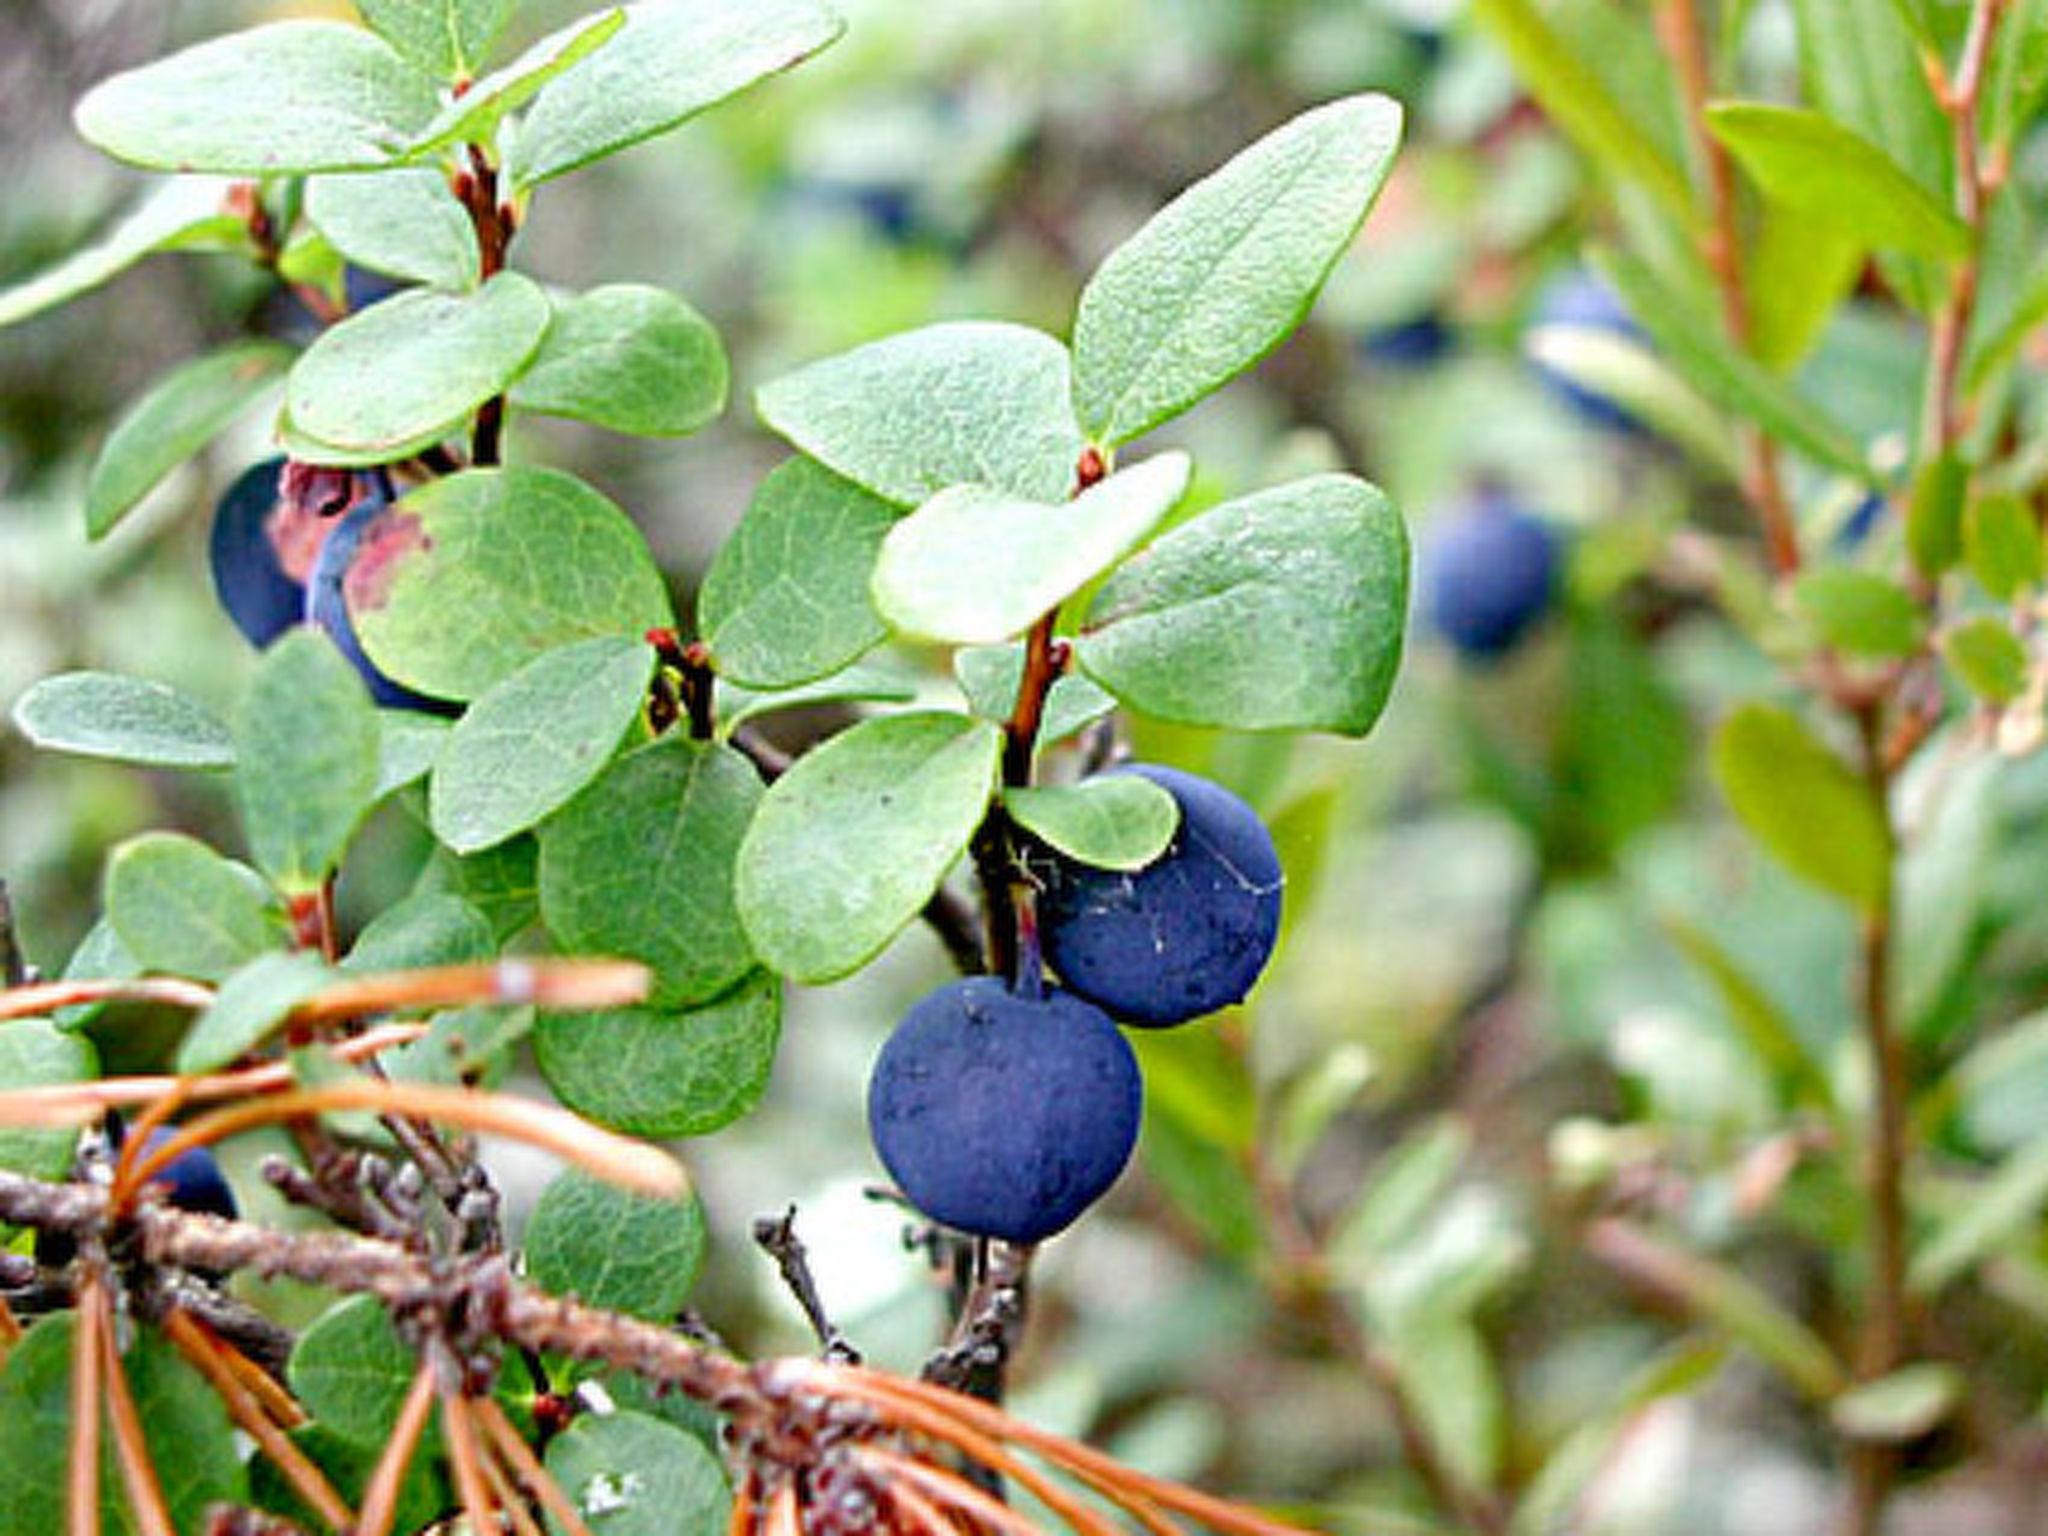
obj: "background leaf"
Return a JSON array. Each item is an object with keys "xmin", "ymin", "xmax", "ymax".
[
  {"xmin": 0, "ymin": 1023, "xmax": 97, "ymax": 1180},
  {"xmin": 177, "ymin": 950, "xmax": 334, "ymax": 1073},
  {"xmin": 510, "ymin": 283, "xmax": 727, "ymax": 438},
  {"xmin": 1710, "ymin": 703, "xmax": 1890, "ymax": 912},
  {"xmin": 0, "ymin": 177, "xmax": 237, "ymax": 330},
  {"xmin": 11, "ymin": 673, "xmax": 234, "ymax": 771},
  {"xmin": 522, "ymin": 1169, "xmax": 706, "ymax": 1319}
]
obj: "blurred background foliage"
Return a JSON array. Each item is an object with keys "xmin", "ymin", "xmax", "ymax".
[{"xmin": 10, "ymin": 1, "xmax": 2048, "ymax": 1532}]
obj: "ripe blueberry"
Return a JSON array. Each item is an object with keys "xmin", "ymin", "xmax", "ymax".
[
  {"xmin": 122, "ymin": 1125, "xmax": 238, "ymax": 1220},
  {"xmin": 1423, "ymin": 490, "xmax": 1558, "ymax": 661},
  {"xmin": 1033, "ymin": 765, "xmax": 1284, "ymax": 1028},
  {"xmin": 306, "ymin": 491, "xmax": 457, "ymax": 715},
  {"xmin": 209, "ymin": 457, "xmax": 330, "ymax": 648},
  {"xmin": 1528, "ymin": 267, "xmax": 1647, "ymax": 433},
  {"xmin": 867, "ymin": 978, "xmax": 1141, "ymax": 1244}
]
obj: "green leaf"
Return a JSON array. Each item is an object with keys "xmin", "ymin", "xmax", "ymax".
[
  {"xmin": 358, "ymin": 0, "xmax": 515, "ymax": 79},
  {"xmin": 1986, "ymin": 0, "xmax": 2048, "ymax": 151},
  {"xmin": 286, "ymin": 272, "xmax": 550, "ymax": 460},
  {"xmin": 1004, "ymin": 776, "xmax": 1178, "ymax": 871},
  {"xmin": 1072, "ymin": 94, "xmax": 1403, "ymax": 447},
  {"xmin": 407, "ymin": 9, "xmax": 625, "ymax": 152},
  {"xmin": 509, "ymin": 283, "xmax": 728, "ymax": 438},
  {"xmin": 875, "ymin": 453, "xmax": 1190, "ymax": 645},
  {"xmin": 1710, "ymin": 702, "xmax": 1889, "ymax": 912},
  {"xmin": 509, "ymin": 0, "xmax": 845, "ymax": 187},
  {"xmin": 375, "ymin": 711, "xmax": 452, "ymax": 800},
  {"xmin": 83, "ymin": 342, "xmax": 289, "ymax": 538},
  {"xmin": 430, "ymin": 636, "xmax": 654, "ymax": 854},
  {"xmin": 1749, "ymin": 198, "xmax": 1866, "ymax": 372},
  {"xmin": 699, "ymin": 457, "xmax": 895, "ymax": 690},
  {"xmin": 11, "ymin": 672, "xmax": 234, "ymax": 771},
  {"xmin": 1381, "ymin": 1312, "xmax": 1504, "ymax": 1490},
  {"xmin": 0, "ymin": 1023, "xmax": 95, "ymax": 1180},
  {"xmin": 250, "ymin": 1423, "xmax": 446, "ymax": 1536},
  {"xmin": 537, "ymin": 736, "xmax": 762, "ymax": 1007},
  {"xmin": 1465, "ymin": 0, "xmax": 1692, "ymax": 217},
  {"xmin": 0, "ymin": 177, "xmax": 238, "ymax": 330},
  {"xmin": 414, "ymin": 836, "xmax": 540, "ymax": 942},
  {"xmin": 1942, "ymin": 617, "xmax": 2029, "ymax": 705},
  {"xmin": 715, "ymin": 658, "xmax": 919, "ymax": 733},
  {"xmin": 757, "ymin": 321, "xmax": 1083, "ymax": 506},
  {"xmin": 1595, "ymin": 247, "xmax": 1870, "ymax": 476},
  {"xmin": 735, "ymin": 712, "xmax": 1002, "ymax": 982},
  {"xmin": 1911, "ymin": 1128, "xmax": 2048, "ymax": 1293},
  {"xmin": 105, "ymin": 833, "xmax": 286, "ymax": 982},
  {"xmin": 234, "ymin": 631, "xmax": 383, "ymax": 895},
  {"xmin": 0, "ymin": 1317, "xmax": 245, "ymax": 1536},
  {"xmin": 1522, "ymin": 323, "xmax": 1737, "ymax": 473},
  {"xmin": 1793, "ymin": 570, "xmax": 1926, "ymax": 658},
  {"xmin": 543, "ymin": 1411, "xmax": 728, "ymax": 1536},
  {"xmin": 1708, "ymin": 104, "xmax": 1969, "ymax": 259},
  {"xmin": 1966, "ymin": 492, "xmax": 2042, "ymax": 601},
  {"xmin": 1830, "ymin": 1364, "xmax": 1963, "ymax": 1441},
  {"xmin": 1968, "ymin": 189, "xmax": 2048, "ymax": 390},
  {"xmin": 305, "ymin": 168, "xmax": 481, "ymax": 290},
  {"xmin": 177, "ymin": 951, "xmax": 334, "ymax": 1073},
  {"xmin": 1907, "ymin": 450, "xmax": 1969, "ymax": 577},
  {"xmin": 54, "ymin": 919, "xmax": 139, "ymax": 1032},
  {"xmin": 523, "ymin": 1169, "xmax": 706, "ymax": 1319},
  {"xmin": 534, "ymin": 971, "xmax": 781, "ymax": 1138},
  {"xmin": 74, "ymin": 22, "xmax": 437, "ymax": 175},
  {"xmin": 1075, "ymin": 473, "xmax": 1408, "ymax": 736},
  {"xmin": 345, "ymin": 893, "xmax": 495, "ymax": 972},
  {"xmin": 954, "ymin": 647, "xmax": 1117, "ymax": 749},
  {"xmin": 1660, "ymin": 913, "xmax": 1831, "ymax": 1107},
  {"xmin": 348, "ymin": 466, "xmax": 674, "ymax": 701},
  {"xmin": 288, "ymin": 1294, "xmax": 419, "ymax": 1447}
]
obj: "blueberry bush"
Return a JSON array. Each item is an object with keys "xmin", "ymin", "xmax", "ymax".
[{"xmin": 10, "ymin": 0, "xmax": 2048, "ymax": 1532}]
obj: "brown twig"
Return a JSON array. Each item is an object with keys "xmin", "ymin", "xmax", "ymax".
[{"xmin": 1655, "ymin": 0, "xmax": 1801, "ymax": 577}]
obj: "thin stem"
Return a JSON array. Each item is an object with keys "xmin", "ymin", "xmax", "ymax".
[{"xmin": 1656, "ymin": 0, "xmax": 1801, "ymax": 576}]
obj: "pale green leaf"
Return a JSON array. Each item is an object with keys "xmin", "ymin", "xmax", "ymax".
[
  {"xmin": 0, "ymin": 1023, "xmax": 96, "ymax": 1181},
  {"xmin": 543, "ymin": 1411, "xmax": 727, "ymax": 1536},
  {"xmin": 305, "ymin": 168, "xmax": 481, "ymax": 290},
  {"xmin": 177, "ymin": 951, "xmax": 334, "ymax": 1073},
  {"xmin": 357, "ymin": 0, "xmax": 516, "ymax": 79},
  {"xmin": 105, "ymin": 833, "xmax": 286, "ymax": 982},
  {"xmin": 1004, "ymin": 776, "xmax": 1178, "ymax": 871},
  {"xmin": 1942, "ymin": 617, "xmax": 2029, "ymax": 705},
  {"xmin": 1710, "ymin": 702, "xmax": 1889, "ymax": 911},
  {"xmin": 509, "ymin": 283, "xmax": 727, "ymax": 437},
  {"xmin": 523, "ymin": 1169, "xmax": 706, "ymax": 1319},
  {"xmin": 12, "ymin": 672, "xmax": 234, "ymax": 771},
  {"xmin": 407, "ymin": 9, "xmax": 625, "ymax": 152},
  {"xmin": 0, "ymin": 177, "xmax": 238, "ymax": 330}
]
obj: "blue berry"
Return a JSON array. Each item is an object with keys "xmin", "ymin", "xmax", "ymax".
[
  {"xmin": 305, "ymin": 490, "xmax": 457, "ymax": 715},
  {"xmin": 1424, "ymin": 491, "xmax": 1558, "ymax": 660}
]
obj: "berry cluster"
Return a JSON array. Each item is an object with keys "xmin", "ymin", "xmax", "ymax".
[{"xmin": 868, "ymin": 766, "xmax": 1283, "ymax": 1244}]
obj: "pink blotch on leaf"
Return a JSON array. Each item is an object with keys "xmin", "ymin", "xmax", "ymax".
[{"xmin": 343, "ymin": 510, "xmax": 431, "ymax": 613}]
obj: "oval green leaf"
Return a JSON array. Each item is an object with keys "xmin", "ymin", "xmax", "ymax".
[
  {"xmin": 509, "ymin": 283, "xmax": 728, "ymax": 438},
  {"xmin": 873, "ymin": 451, "xmax": 1191, "ymax": 644},
  {"xmin": 1710, "ymin": 702, "xmax": 1890, "ymax": 912},
  {"xmin": 736, "ymin": 711, "xmax": 1003, "ymax": 982},
  {"xmin": 177, "ymin": 951, "xmax": 335, "ymax": 1074},
  {"xmin": 358, "ymin": 0, "xmax": 514, "ymax": 79},
  {"xmin": 305, "ymin": 168, "xmax": 482, "ymax": 290},
  {"xmin": 12, "ymin": 672, "xmax": 234, "ymax": 771},
  {"xmin": 523, "ymin": 1169, "xmax": 706, "ymax": 1320},
  {"xmin": 1076, "ymin": 473, "xmax": 1409, "ymax": 736},
  {"xmin": 1792, "ymin": 570, "xmax": 1926, "ymax": 659},
  {"xmin": 348, "ymin": 466, "xmax": 675, "ymax": 701},
  {"xmin": 756, "ymin": 321, "xmax": 1083, "ymax": 506},
  {"xmin": 105, "ymin": 833, "xmax": 286, "ymax": 982},
  {"xmin": 0, "ymin": 1022, "xmax": 97, "ymax": 1181},
  {"xmin": 1004, "ymin": 776, "xmax": 1179, "ymax": 871},
  {"xmin": 1072, "ymin": 93, "xmax": 1403, "ymax": 446},
  {"xmin": 543, "ymin": 1411, "xmax": 728, "ymax": 1536},
  {"xmin": 431, "ymin": 636, "xmax": 655, "ymax": 855}
]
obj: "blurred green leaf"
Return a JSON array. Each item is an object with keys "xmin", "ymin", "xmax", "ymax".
[
  {"xmin": 305, "ymin": 168, "xmax": 481, "ymax": 290},
  {"xmin": 1660, "ymin": 913, "xmax": 1832, "ymax": 1108},
  {"xmin": 1071, "ymin": 94, "xmax": 1402, "ymax": 446},
  {"xmin": 1748, "ymin": 197, "xmax": 1866, "ymax": 372},
  {"xmin": 1596, "ymin": 248, "xmax": 1869, "ymax": 476},
  {"xmin": 1708, "ymin": 104, "xmax": 1968, "ymax": 258},
  {"xmin": 523, "ymin": 1169, "xmax": 706, "ymax": 1320},
  {"xmin": 0, "ymin": 1023, "xmax": 95, "ymax": 1180},
  {"xmin": 1710, "ymin": 702, "xmax": 1889, "ymax": 912},
  {"xmin": 1139, "ymin": 1108, "xmax": 1262, "ymax": 1261},
  {"xmin": 350, "ymin": 467, "xmax": 674, "ymax": 701},
  {"xmin": 510, "ymin": 283, "xmax": 728, "ymax": 438},
  {"xmin": 286, "ymin": 273, "xmax": 550, "ymax": 460},
  {"xmin": 430, "ymin": 636, "xmax": 654, "ymax": 855},
  {"xmin": 1129, "ymin": 1021, "xmax": 1258, "ymax": 1153},
  {"xmin": 1521, "ymin": 324, "xmax": 1737, "ymax": 473},
  {"xmin": 287, "ymin": 1295, "xmax": 418, "ymax": 1447},
  {"xmin": 699, "ymin": 458, "xmax": 895, "ymax": 690},
  {"xmin": 1382, "ymin": 1311, "xmax": 1504, "ymax": 1489},
  {"xmin": 235, "ymin": 632, "xmax": 382, "ymax": 895},
  {"xmin": 1004, "ymin": 776, "xmax": 1178, "ymax": 871},
  {"xmin": 1942, "ymin": 618, "xmax": 2028, "ymax": 704},
  {"xmin": 757, "ymin": 321, "xmax": 1082, "ymax": 507},
  {"xmin": 874, "ymin": 453, "xmax": 1190, "ymax": 645},
  {"xmin": 106, "ymin": 833, "xmax": 286, "ymax": 982},
  {"xmin": 343, "ymin": 893, "xmax": 495, "ymax": 973},
  {"xmin": 74, "ymin": 22, "xmax": 436, "ymax": 175},
  {"xmin": 1077, "ymin": 474, "xmax": 1408, "ymax": 736},
  {"xmin": 1329, "ymin": 1119, "xmax": 1470, "ymax": 1270},
  {"xmin": 84, "ymin": 342, "xmax": 289, "ymax": 539},
  {"xmin": 1793, "ymin": 570, "xmax": 1926, "ymax": 658},
  {"xmin": 735, "ymin": 712, "xmax": 1001, "ymax": 982},
  {"xmin": 1907, "ymin": 451, "xmax": 1969, "ymax": 578},
  {"xmin": 509, "ymin": 0, "xmax": 844, "ymax": 186},
  {"xmin": 1911, "ymin": 1127, "xmax": 2048, "ymax": 1294},
  {"xmin": 12, "ymin": 672, "xmax": 234, "ymax": 771},
  {"xmin": 1985, "ymin": 0, "xmax": 2048, "ymax": 150},
  {"xmin": 0, "ymin": 177, "xmax": 238, "ymax": 330},
  {"xmin": 1829, "ymin": 1363, "xmax": 1963, "ymax": 1441},
  {"xmin": 538, "ymin": 736, "xmax": 762, "ymax": 1008},
  {"xmin": 1965, "ymin": 492, "xmax": 2042, "ymax": 601},
  {"xmin": 534, "ymin": 971, "xmax": 781, "ymax": 1138}
]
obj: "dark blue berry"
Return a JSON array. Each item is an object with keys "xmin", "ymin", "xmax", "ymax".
[
  {"xmin": 209, "ymin": 458, "xmax": 314, "ymax": 648},
  {"xmin": 305, "ymin": 491, "xmax": 457, "ymax": 715},
  {"xmin": 1034, "ymin": 765, "xmax": 1284, "ymax": 1028},
  {"xmin": 124, "ymin": 1125, "xmax": 238, "ymax": 1221},
  {"xmin": 867, "ymin": 978, "xmax": 1141, "ymax": 1244},
  {"xmin": 1424, "ymin": 491, "xmax": 1558, "ymax": 661}
]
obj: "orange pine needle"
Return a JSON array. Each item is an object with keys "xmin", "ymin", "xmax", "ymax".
[
  {"xmin": 68, "ymin": 1280, "xmax": 105, "ymax": 1536},
  {"xmin": 728, "ymin": 1477, "xmax": 758, "ymax": 1536},
  {"xmin": 876, "ymin": 1471, "xmax": 970, "ymax": 1536},
  {"xmin": 766, "ymin": 1481, "xmax": 802, "ymax": 1536},
  {"xmin": 440, "ymin": 1387, "xmax": 502, "ymax": 1533},
  {"xmin": 127, "ymin": 1078, "xmax": 686, "ymax": 1200},
  {"xmin": 356, "ymin": 1363, "xmax": 437, "ymax": 1536},
  {"xmin": 110, "ymin": 1083, "xmax": 192, "ymax": 1212},
  {"xmin": 292, "ymin": 959, "xmax": 651, "ymax": 1024},
  {"xmin": 474, "ymin": 1396, "xmax": 598, "ymax": 1536},
  {"xmin": 479, "ymin": 1437, "xmax": 547, "ymax": 1536},
  {"xmin": 851, "ymin": 1449, "xmax": 1045, "ymax": 1536},
  {"xmin": 0, "ymin": 1021, "xmax": 429, "ymax": 1126},
  {"xmin": 0, "ymin": 977, "xmax": 213, "ymax": 1022},
  {"xmin": 161, "ymin": 1311, "xmax": 351, "ymax": 1532},
  {"xmin": 97, "ymin": 1301, "xmax": 177, "ymax": 1536},
  {"xmin": 0, "ymin": 1292, "xmax": 22, "ymax": 1349}
]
